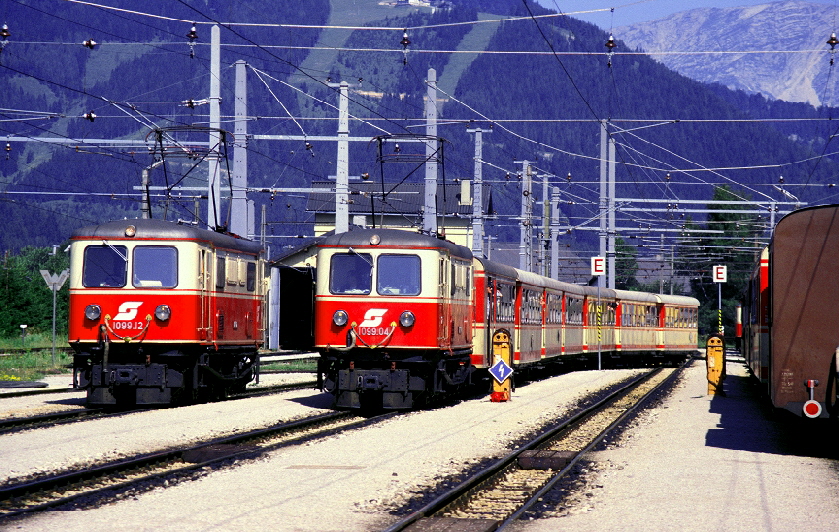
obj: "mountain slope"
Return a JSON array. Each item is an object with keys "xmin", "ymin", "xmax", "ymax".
[{"xmin": 615, "ymin": 1, "xmax": 838, "ymax": 106}]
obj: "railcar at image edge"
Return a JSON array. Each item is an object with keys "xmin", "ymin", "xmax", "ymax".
[{"xmin": 743, "ymin": 204, "xmax": 839, "ymax": 418}]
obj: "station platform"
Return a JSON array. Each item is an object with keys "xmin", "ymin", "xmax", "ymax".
[{"xmin": 511, "ymin": 353, "xmax": 839, "ymax": 531}]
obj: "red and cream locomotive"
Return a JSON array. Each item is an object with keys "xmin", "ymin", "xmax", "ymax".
[
  {"xmin": 314, "ymin": 228, "xmax": 700, "ymax": 410},
  {"xmin": 69, "ymin": 219, "xmax": 266, "ymax": 406}
]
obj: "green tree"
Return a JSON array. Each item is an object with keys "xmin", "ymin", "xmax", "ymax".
[
  {"xmin": 680, "ymin": 186, "xmax": 761, "ymax": 337},
  {"xmin": 615, "ymin": 237, "xmax": 640, "ymax": 290},
  {"xmin": 0, "ymin": 245, "xmax": 70, "ymax": 338}
]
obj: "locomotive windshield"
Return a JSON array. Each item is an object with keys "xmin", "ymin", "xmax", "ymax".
[
  {"xmin": 330, "ymin": 252, "xmax": 372, "ymax": 294},
  {"xmin": 377, "ymin": 254, "xmax": 421, "ymax": 295},
  {"xmin": 83, "ymin": 244, "xmax": 128, "ymax": 287},
  {"xmin": 133, "ymin": 246, "xmax": 178, "ymax": 288}
]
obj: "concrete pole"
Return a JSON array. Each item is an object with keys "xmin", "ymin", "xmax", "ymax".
[
  {"xmin": 336, "ymin": 81, "xmax": 349, "ymax": 234},
  {"xmin": 231, "ymin": 60, "xmax": 248, "ymax": 237},
  {"xmin": 551, "ymin": 186, "xmax": 560, "ymax": 279},
  {"xmin": 467, "ymin": 127, "xmax": 490, "ymax": 255},
  {"xmin": 424, "ymin": 68, "xmax": 438, "ymax": 235},
  {"xmin": 519, "ymin": 161, "xmax": 532, "ymax": 272},
  {"xmin": 542, "ymin": 173, "xmax": 550, "ymax": 277},
  {"xmin": 608, "ymin": 135, "xmax": 616, "ymax": 290},
  {"xmin": 599, "ymin": 120, "xmax": 608, "ymax": 288},
  {"xmin": 208, "ymin": 25, "xmax": 221, "ymax": 231}
]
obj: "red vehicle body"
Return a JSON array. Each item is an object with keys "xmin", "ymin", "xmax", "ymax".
[
  {"xmin": 314, "ymin": 228, "xmax": 699, "ymax": 410},
  {"xmin": 743, "ymin": 205, "xmax": 839, "ymax": 418},
  {"xmin": 69, "ymin": 219, "xmax": 265, "ymax": 406}
]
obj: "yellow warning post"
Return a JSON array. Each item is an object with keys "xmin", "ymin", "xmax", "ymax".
[
  {"xmin": 706, "ymin": 334, "xmax": 726, "ymax": 395},
  {"xmin": 490, "ymin": 329, "xmax": 512, "ymax": 402}
]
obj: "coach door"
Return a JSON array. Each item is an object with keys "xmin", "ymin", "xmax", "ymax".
[{"xmin": 199, "ymin": 249, "xmax": 211, "ymax": 341}]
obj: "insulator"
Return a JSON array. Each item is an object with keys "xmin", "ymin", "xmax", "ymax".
[
  {"xmin": 4, "ymin": 142, "xmax": 10, "ymax": 152},
  {"xmin": 566, "ymin": 172, "xmax": 571, "ymax": 182},
  {"xmin": 828, "ymin": 32, "xmax": 839, "ymax": 49},
  {"xmin": 604, "ymin": 34, "xmax": 617, "ymax": 50},
  {"xmin": 82, "ymin": 39, "xmax": 97, "ymax": 49},
  {"xmin": 186, "ymin": 24, "xmax": 198, "ymax": 41},
  {"xmin": 393, "ymin": 143, "xmax": 401, "ymax": 153},
  {"xmin": 361, "ymin": 172, "xmax": 370, "ymax": 180},
  {"xmin": 400, "ymin": 31, "xmax": 410, "ymax": 49},
  {"xmin": 83, "ymin": 111, "xmax": 96, "ymax": 122},
  {"xmin": 0, "ymin": 24, "xmax": 9, "ymax": 40}
]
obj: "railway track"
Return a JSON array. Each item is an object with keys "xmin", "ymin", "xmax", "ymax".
[
  {"xmin": 0, "ymin": 409, "xmax": 398, "ymax": 521},
  {"xmin": 0, "ymin": 380, "xmax": 317, "ymax": 434},
  {"xmin": 385, "ymin": 362, "xmax": 686, "ymax": 532}
]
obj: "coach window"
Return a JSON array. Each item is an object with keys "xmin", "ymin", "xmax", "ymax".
[
  {"xmin": 330, "ymin": 252, "xmax": 372, "ymax": 295},
  {"xmin": 83, "ymin": 244, "xmax": 128, "ymax": 287},
  {"xmin": 377, "ymin": 254, "xmax": 420, "ymax": 296},
  {"xmin": 133, "ymin": 246, "xmax": 177, "ymax": 288}
]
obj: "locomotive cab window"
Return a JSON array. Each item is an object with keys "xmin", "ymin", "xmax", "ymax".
[
  {"xmin": 330, "ymin": 252, "xmax": 372, "ymax": 294},
  {"xmin": 377, "ymin": 254, "xmax": 420, "ymax": 296},
  {"xmin": 83, "ymin": 244, "xmax": 128, "ymax": 287},
  {"xmin": 132, "ymin": 246, "xmax": 177, "ymax": 288}
]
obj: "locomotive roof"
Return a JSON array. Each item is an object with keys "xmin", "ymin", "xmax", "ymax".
[
  {"xmin": 70, "ymin": 218, "xmax": 263, "ymax": 254},
  {"xmin": 319, "ymin": 228, "xmax": 471, "ymax": 258}
]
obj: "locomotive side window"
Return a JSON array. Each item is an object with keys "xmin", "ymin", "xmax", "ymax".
[
  {"xmin": 83, "ymin": 244, "xmax": 128, "ymax": 287},
  {"xmin": 132, "ymin": 246, "xmax": 177, "ymax": 288},
  {"xmin": 330, "ymin": 252, "xmax": 372, "ymax": 294},
  {"xmin": 377, "ymin": 254, "xmax": 420, "ymax": 296},
  {"xmin": 246, "ymin": 262, "xmax": 256, "ymax": 292},
  {"xmin": 216, "ymin": 256, "xmax": 225, "ymax": 290}
]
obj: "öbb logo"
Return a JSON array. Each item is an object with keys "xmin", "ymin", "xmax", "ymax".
[
  {"xmin": 113, "ymin": 302, "xmax": 143, "ymax": 321},
  {"xmin": 359, "ymin": 309, "xmax": 387, "ymax": 328}
]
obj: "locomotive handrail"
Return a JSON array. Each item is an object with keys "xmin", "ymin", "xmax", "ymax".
[{"xmin": 103, "ymin": 314, "xmax": 152, "ymax": 343}]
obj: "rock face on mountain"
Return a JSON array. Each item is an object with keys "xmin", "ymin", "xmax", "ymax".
[{"xmin": 615, "ymin": 1, "xmax": 838, "ymax": 106}]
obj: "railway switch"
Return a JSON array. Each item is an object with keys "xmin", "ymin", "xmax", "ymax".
[{"xmin": 706, "ymin": 334, "xmax": 726, "ymax": 395}]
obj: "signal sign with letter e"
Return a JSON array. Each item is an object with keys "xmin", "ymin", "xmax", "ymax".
[
  {"xmin": 591, "ymin": 256, "xmax": 605, "ymax": 276},
  {"xmin": 713, "ymin": 265, "xmax": 727, "ymax": 283}
]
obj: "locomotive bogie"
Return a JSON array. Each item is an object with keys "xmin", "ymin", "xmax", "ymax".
[{"xmin": 68, "ymin": 219, "xmax": 265, "ymax": 406}]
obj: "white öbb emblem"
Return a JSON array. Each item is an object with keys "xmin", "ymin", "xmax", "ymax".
[
  {"xmin": 358, "ymin": 308, "xmax": 392, "ymax": 336},
  {"xmin": 113, "ymin": 302, "xmax": 143, "ymax": 320}
]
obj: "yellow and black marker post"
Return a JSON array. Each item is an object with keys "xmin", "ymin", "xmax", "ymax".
[
  {"xmin": 490, "ymin": 329, "xmax": 513, "ymax": 402},
  {"xmin": 706, "ymin": 333, "xmax": 726, "ymax": 395}
]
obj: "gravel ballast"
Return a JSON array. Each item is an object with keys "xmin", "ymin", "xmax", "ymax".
[{"xmin": 6, "ymin": 369, "xmax": 643, "ymax": 530}]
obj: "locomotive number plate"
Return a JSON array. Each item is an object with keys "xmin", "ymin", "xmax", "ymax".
[{"xmin": 112, "ymin": 320, "xmax": 145, "ymax": 330}]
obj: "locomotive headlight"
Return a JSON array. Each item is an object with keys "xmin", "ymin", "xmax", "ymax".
[
  {"xmin": 84, "ymin": 304, "xmax": 101, "ymax": 321},
  {"xmin": 333, "ymin": 309, "xmax": 349, "ymax": 327},
  {"xmin": 155, "ymin": 304, "xmax": 171, "ymax": 321},
  {"xmin": 399, "ymin": 310, "xmax": 415, "ymax": 328}
]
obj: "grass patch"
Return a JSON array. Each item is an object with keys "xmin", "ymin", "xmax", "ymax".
[
  {"xmin": 0, "ymin": 332, "xmax": 71, "ymax": 381},
  {"xmin": 261, "ymin": 359, "xmax": 318, "ymax": 373}
]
